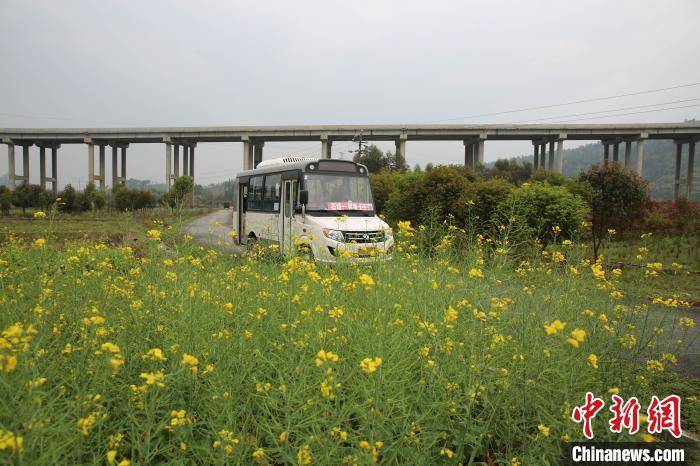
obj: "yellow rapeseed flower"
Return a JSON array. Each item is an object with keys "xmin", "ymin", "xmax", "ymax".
[
  {"xmin": 359, "ymin": 274, "xmax": 375, "ymax": 286},
  {"xmin": 567, "ymin": 328, "xmax": 586, "ymax": 348},
  {"xmin": 544, "ymin": 319, "xmax": 566, "ymax": 335},
  {"xmin": 359, "ymin": 357, "xmax": 382, "ymax": 374},
  {"xmin": 587, "ymin": 353, "xmax": 598, "ymax": 369},
  {"xmin": 181, "ymin": 353, "xmax": 199, "ymax": 372}
]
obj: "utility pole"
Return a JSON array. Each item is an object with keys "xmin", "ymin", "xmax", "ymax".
[{"xmin": 353, "ymin": 129, "xmax": 366, "ymax": 161}]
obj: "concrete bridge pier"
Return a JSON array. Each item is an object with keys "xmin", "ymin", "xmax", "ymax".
[
  {"xmin": 464, "ymin": 140, "xmax": 476, "ymax": 169},
  {"xmin": 462, "ymin": 136, "xmax": 483, "ymax": 169},
  {"xmin": 547, "ymin": 141, "xmax": 555, "ymax": 171},
  {"xmin": 635, "ymin": 135, "xmax": 646, "ymax": 176},
  {"xmin": 688, "ymin": 141, "xmax": 695, "ymax": 199},
  {"xmin": 321, "ymin": 135, "xmax": 332, "ymax": 159},
  {"xmin": 185, "ymin": 143, "xmax": 196, "ymax": 178},
  {"xmin": 395, "ymin": 133, "xmax": 407, "ymax": 165},
  {"xmin": 3, "ymin": 141, "xmax": 31, "ymax": 190},
  {"xmin": 38, "ymin": 143, "xmax": 59, "ymax": 195},
  {"xmin": 6, "ymin": 143, "xmax": 32, "ymax": 189},
  {"xmin": 476, "ymin": 136, "xmax": 485, "ymax": 166},
  {"xmin": 182, "ymin": 145, "xmax": 189, "ymax": 177},
  {"xmin": 674, "ymin": 142, "xmax": 683, "ymax": 201},
  {"xmin": 556, "ymin": 138, "xmax": 565, "ymax": 174},
  {"xmin": 164, "ymin": 140, "xmax": 172, "ymax": 190},
  {"xmin": 110, "ymin": 143, "xmax": 127, "ymax": 187},
  {"xmin": 603, "ymin": 142, "xmax": 610, "ymax": 166},
  {"xmin": 97, "ymin": 144, "xmax": 106, "ymax": 188},
  {"xmin": 242, "ymin": 137, "xmax": 253, "ymax": 170},
  {"xmin": 673, "ymin": 139, "xmax": 697, "ymax": 200},
  {"xmin": 174, "ymin": 144, "xmax": 180, "ymax": 178},
  {"xmin": 5, "ymin": 142, "xmax": 16, "ymax": 190},
  {"xmin": 624, "ymin": 141, "xmax": 632, "ymax": 169},
  {"xmin": 539, "ymin": 142, "xmax": 546, "ymax": 168},
  {"xmin": 253, "ymin": 141, "xmax": 264, "ymax": 168},
  {"xmin": 533, "ymin": 143, "xmax": 539, "ymax": 170},
  {"xmin": 86, "ymin": 139, "xmax": 107, "ymax": 189}
]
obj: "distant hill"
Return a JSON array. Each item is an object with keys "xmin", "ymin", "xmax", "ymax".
[{"xmin": 502, "ymin": 139, "xmax": 698, "ymax": 201}]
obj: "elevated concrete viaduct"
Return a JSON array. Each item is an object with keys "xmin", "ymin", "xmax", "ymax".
[{"xmin": 2, "ymin": 123, "xmax": 699, "ymax": 200}]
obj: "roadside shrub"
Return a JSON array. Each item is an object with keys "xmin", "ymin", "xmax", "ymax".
[
  {"xmin": 368, "ymin": 171, "xmax": 396, "ymax": 215},
  {"xmin": 497, "ymin": 182, "xmax": 589, "ymax": 245},
  {"xmin": 0, "ymin": 186, "xmax": 11, "ymax": 215},
  {"xmin": 643, "ymin": 198, "xmax": 699, "ymax": 236},
  {"xmin": 531, "ymin": 168, "xmax": 566, "ymax": 186},
  {"xmin": 485, "ymin": 159, "xmax": 532, "ymax": 185},
  {"xmin": 162, "ymin": 176, "xmax": 194, "ymax": 211},
  {"xmin": 79, "ymin": 182, "xmax": 106, "ymax": 211},
  {"xmin": 370, "ymin": 170, "xmax": 425, "ymax": 216},
  {"xmin": 113, "ymin": 185, "xmax": 155, "ymax": 212},
  {"xmin": 457, "ymin": 178, "xmax": 515, "ymax": 231},
  {"xmin": 11, "ymin": 184, "xmax": 50, "ymax": 214},
  {"xmin": 58, "ymin": 184, "xmax": 78, "ymax": 212},
  {"xmin": 385, "ymin": 165, "xmax": 475, "ymax": 225},
  {"xmin": 578, "ymin": 164, "xmax": 648, "ymax": 261}
]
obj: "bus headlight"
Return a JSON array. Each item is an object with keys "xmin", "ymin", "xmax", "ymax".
[
  {"xmin": 384, "ymin": 228, "xmax": 393, "ymax": 240},
  {"xmin": 322, "ymin": 228, "xmax": 345, "ymax": 242}
]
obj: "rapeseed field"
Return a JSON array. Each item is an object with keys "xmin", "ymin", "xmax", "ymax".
[{"xmin": 0, "ymin": 217, "xmax": 697, "ymax": 464}]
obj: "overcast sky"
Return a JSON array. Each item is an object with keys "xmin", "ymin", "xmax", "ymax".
[{"xmin": 1, "ymin": 0, "xmax": 699, "ymax": 188}]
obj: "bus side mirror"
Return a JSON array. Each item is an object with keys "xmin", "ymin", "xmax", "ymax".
[
  {"xmin": 242, "ymin": 195, "xmax": 248, "ymax": 212},
  {"xmin": 299, "ymin": 189, "xmax": 309, "ymax": 205}
]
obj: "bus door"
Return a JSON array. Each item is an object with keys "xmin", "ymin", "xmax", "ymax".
[
  {"xmin": 238, "ymin": 182, "xmax": 248, "ymax": 244},
  {"xmin": 280, "ymin": 179, "xmax": 297, "ymax": 253}
]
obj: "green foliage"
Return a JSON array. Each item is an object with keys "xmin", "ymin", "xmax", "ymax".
[
  {"xmin": 353, "ymin": 144, "xmax": 388, "ymax": 173},
  {"xmin": 458, "ymin": 178, "xmax": 515, "ymax": 230},
  {"xmin": 385, "ymin": 165, "xmax": 475, "ymax": 225},
  {"xmin": 58, "ymin": 184, "xmax": 78, "ymax": 212},
  {"xmin": 485, "ymin": 159, "xmax": 533, "ymax": 185},
  {"xmin": 113, "ymin": 185, "xmax": 156, "ymax": 212},
  {"xmin": 498, "ymin": 182, "xmax": 589, "ymax": 245},
  {"xmin": 369, "ymin": 171, "xmax": 425, "ymax": 216},
  {"xmin": 0, "ymin": 186, "xmax": 11, "ymax": 215},
  {"xmin": 353, "ymin": 145, "xmax": 407, "ymax": 174},
  {"xmin": 643, "ymin": 199, "xmax": 700, "ymax": 236},
  {"xmin": 368, "ymin": 171, "xmax": 395, "ymax": 215},
  {"xmin": 530, "ymin": 168, "xmax": 566, "ymax": 186},
  {"xmin": 162, "ymin": 176, "xmax": 194, "ymax": 211},
  {"xmin": 0, "ymin": 225, "xmax": 696, "ymax": 464},
  {"xmin": 11, "ymin": 184, "xmax": 51, "ymax": 214},
  {"xmin": 578, "ymin": 164, "xmax": 649, "ymax": 260}
]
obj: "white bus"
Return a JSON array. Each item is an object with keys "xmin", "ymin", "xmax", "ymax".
[{"xmin": 232, "ymin": 157, "xmax": 394, "ymax": 262}]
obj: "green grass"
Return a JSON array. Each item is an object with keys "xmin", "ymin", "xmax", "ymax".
[
  {"xmin": 0, "ymin": 220, "xmax": 698, "ymax": 464},
  {"xmin": 592, "ymin": 233, "xmax": 700, "ymax": 304},
  {"xmin": 0, "ymin": 208, "xmax": 213, "ymax": 251}
]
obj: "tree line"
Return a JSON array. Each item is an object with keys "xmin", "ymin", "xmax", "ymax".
[{"xmin": 0, "ymin": 176, "xmax": 194, "ymax": 215}]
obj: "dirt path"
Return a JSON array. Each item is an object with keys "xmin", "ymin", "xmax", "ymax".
[{"xmin": 183, "ymin": 209, "xmax": 244, "ymax": 254}]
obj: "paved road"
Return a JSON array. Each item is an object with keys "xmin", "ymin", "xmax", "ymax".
[{"xmin": 183, "ymin": 209, "xmax": 244, "ymax": 253}]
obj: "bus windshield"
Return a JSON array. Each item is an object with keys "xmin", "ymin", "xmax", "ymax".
[{"xmin": 303, "ymin": 173, "xmax": 374, "ymax": 213}]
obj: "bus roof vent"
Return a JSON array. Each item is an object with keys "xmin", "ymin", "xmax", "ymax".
[{"xmin": 255, "ymin": 156, "xmax": 318, "ymax": 168}]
